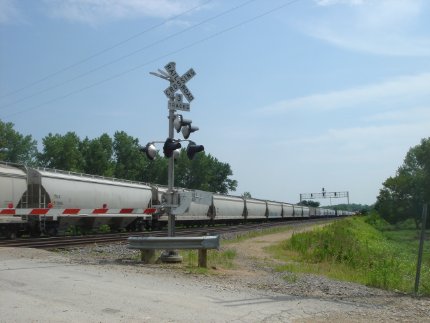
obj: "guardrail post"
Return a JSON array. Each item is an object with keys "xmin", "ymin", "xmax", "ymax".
[
  {"xmin": 141, "ymin": 249, "xmax": 157, "ymax": 264},
  {"xmin": 198, "ymin": 249, "xmax": 207, "ymax": 268},
  {"xmin": 128, "ymin": 235, "xmax": 219, "ymax": 268}
]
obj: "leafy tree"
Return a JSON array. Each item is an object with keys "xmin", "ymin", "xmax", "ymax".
[
  {"xmin": 81, "ymin": 134, "xmax": 114, "ymax": 176},
  {"xmin": 242, "ymin": 192, "xmax": 252, "ymax": 199},
  {"xmin": 375, "ymin": 137, "xmax": 430, "ymax": 228},
  {"xmin": 329, "ymin": 203, "xmax": 371, "ymax": 213},
  {"xmin": 38, "ymin": 132, "xmax": 84, "ymax": 171},
  {"xmin": 112, "ymin": 131, "xmax": 146, "ymax": 181},
  {"xmin": 0, "ymin": 119, "xmax": 37, "ymax": 164},
  {"xmin": 174, "ymin": 150, "xmax": 237, "ymax": 194},
  {"xmin": 208, "ymin": 154, "xmax": 237, "ymax": 193},
  {"xmin": 141, "ymin": 151, "xmax": 168, "ymax": 185},
  {"xmin": 298, "ymin": 200, "xmax": 320, "ymax": 207},
  {"xmin": 1, "ymin": 121, "xmax": 239, "ymax": 194}
]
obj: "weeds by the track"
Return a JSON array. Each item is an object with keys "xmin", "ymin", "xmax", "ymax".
[
  {"xmin": 224, "ymin": 225, "xmax": 295, "ymax": 244},
  {"xmin": 181, "ymin": 248, "xmax": 237, "ymax": 273},
  {"xmin": 180, "ymin": 221, "xmax": 332, "ymax": 273},
  {"xmin": 268, "ymin": 214, "xmax": 430, "ymax": 296}
]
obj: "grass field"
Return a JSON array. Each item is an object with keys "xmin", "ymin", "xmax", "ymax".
[{"xmin": 267, "ymin": 214, "xmax": 430, "ymax": 296}]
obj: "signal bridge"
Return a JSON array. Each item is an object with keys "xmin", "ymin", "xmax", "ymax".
[{"xmin": 300, "ymin": 189, "xmax": 350, "ymax": 204}]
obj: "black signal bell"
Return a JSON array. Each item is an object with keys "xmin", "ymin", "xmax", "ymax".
[
  {"xmin": 186, "ymin": 141, "xmax": 204, "ymax": 160},
  {"xmin": 140, "ymin": 143, "xmax": 157, "ymax": 160},
  {"xmin": 163, "ymin": 138, "xmax": 181, "ymax": 158}
]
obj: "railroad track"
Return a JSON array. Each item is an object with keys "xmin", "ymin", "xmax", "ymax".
[{"xmin": 0, "ymin": 218, "xmax": 336, "ymax": 249}]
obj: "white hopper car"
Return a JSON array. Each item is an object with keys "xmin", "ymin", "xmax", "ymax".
[{"xmin": 0, "ymin": 162, "xmax": 351, "ymax": 237}]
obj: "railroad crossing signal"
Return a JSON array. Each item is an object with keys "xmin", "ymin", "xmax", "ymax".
[
  {"xmin": 146, "ymin": 63, "xmax": 203, "ymax": 160},
  {"xmin": 145, "ymin": 62, "xmax": 204, "ymax": 263},
  {"xmin": 186, "ymin": 141, "xmax": 204, "ymax": 160},
  {"xmin": 163, "ymin": 138, "xmax": 181, "ymax": 158},
  {"xmin": 168, "ymin": 93, "xmax": 190, "ymax": 112},
  {"xmin": 163, "ymin": 62, "xmax": 196, "ymax": 102},
  {"xmin": 140, "ymin": 143, "xmax": 157, "ymax": 160}
]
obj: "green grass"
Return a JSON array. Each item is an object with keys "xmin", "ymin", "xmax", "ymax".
[
  {"xmin": 224, "ymin": 225, "xmax": 295, "ymax": 244},
  {"xmin": 177, "ymin": 220, "xmax": 333, "ymax": 273},
  {"xmin": 267, "ymin": 215, "xmax": 430, "ymax": 295},
  {"xmin": 175, "ymin": 221, "xmax": 333, "ymax": 273},
  {"xmin": 175, "ymin": 223, "xmax": 302, "ymax": 272},
  {"xmin": 180, "ymin": 248, "xmax": 237, "ymax": 273}
]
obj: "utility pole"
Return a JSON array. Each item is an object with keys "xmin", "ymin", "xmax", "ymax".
[{"xmin": 415, "ymin": 204, "xmax": 428, "ymax": 296}]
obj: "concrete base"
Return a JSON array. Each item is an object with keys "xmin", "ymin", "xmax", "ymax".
[
  {"xmin": 140, "ymin": 250, "xmax": 157, "ymax": 264},
  {"xmin": 160, "ymin": 250, "xmax": 183, "ymax": 263}
]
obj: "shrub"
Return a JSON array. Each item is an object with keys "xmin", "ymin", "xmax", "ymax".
[{"xmin": 282, "ymin": 216, "xmax": 430, "ymax": 295}]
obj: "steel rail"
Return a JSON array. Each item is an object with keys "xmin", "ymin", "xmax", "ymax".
[{"xmin": 0, "ymin": 218, "xmax": 336, "ymax": 249}]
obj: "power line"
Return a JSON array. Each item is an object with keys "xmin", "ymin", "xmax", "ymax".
[
  {"xmin": 0, "ymin": 0, "xmax": 212, "ymax": 99},
  {"xmin": 0, "ymin": 0, "xmax": 257, "ymax": 110},
  {"xmin": 2, "ymin": 0, "xmax": 302, "ymax": 119}
]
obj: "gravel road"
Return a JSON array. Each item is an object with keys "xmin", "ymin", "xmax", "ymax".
[{"xmin": 1, "ymin": 222, "xmax": 429, "ymax": 322}]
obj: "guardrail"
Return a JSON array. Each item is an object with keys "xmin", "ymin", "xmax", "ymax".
[{"xmin": 127, "ymin": 235, "xmax": 220, "ymax": 268}]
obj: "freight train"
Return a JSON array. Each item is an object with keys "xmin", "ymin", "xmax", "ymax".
[{"xmin": 0, "ymin": 162, "xmax": 353, "ymax": 238}]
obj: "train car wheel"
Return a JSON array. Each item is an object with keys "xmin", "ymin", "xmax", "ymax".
[{"xmin": 47, "ymin": 227, "xmax": 58, "ymax": 236}]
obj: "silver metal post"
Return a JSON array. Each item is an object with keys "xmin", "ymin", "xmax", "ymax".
[
  {"xmin": 160, "ymin": 100, "xmax": 182, "ymax": 263},
  {"xmin": 167, "ymin": 107, "xmax": 175, "ymax": 238}
]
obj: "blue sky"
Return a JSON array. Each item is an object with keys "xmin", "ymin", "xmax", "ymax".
[{"xmin": 1, "ymin": 0, "xmax": 429, "ymax": 205}]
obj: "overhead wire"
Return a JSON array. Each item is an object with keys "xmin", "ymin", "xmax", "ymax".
[
  {"xmin": 2, "ymin": 0, "xmax": 302, "ymax": 119},
  {"xmin": 0, "ymin": 0, "xmax": 212, "ymax": 99},
  {"xmin": 0, "ymin": 0, "xmax": 257, "ymax": 110}
]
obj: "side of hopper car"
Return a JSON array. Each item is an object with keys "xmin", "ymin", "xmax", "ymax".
[{"xmin": 0, "ymin": 161, "xmax": 353, "ymax": 237}]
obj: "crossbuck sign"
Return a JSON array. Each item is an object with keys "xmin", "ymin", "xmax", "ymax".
[{"xmin": 163, "ymin": 62, "xmax": 196, "ymax": 104}]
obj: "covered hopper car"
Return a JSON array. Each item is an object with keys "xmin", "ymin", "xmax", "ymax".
[{"xmin": 0, "ymin": 162, "xmax": 353, "ymax": 238}]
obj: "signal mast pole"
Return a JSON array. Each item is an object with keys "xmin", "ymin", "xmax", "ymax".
[
  {"xmin": 167, "ymin": 106, "xmax": 175, "ymax": 238},
  {"xmin": 149, "ymin": 62, "xmax": 198, "ymax": 263}
]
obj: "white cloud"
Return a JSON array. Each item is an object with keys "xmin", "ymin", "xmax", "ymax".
[
  {"xmin": 43, "ymin": 0, "xmax": 206, "ymax": 25},
  {"xmin": 364, "ymin": 106, "xmax": 430, "ymax": 123},
  {"xmin": 271, "ymin": 121, "xmax": 430, "ymax": 187},
  {"xmin": 0, "ymin": 0, "xmax": 24, "ymax": 24},
  {"xmin": 288, "ymin": 122, "xmax": 430, "ymax": 147},
  {"xmin": 246, "ymin": 120, "xmax": 430, "ymax": 204},
  {"xmin": 260, "ymin": 73, "xmax": 430, "ymax": 114},
  {"xmin": 303, "ymin": 0, "xmax": 430, "ymax": 56}
]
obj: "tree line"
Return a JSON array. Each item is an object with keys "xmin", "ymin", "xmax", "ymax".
[
  {"xmin": 375, "ymin": 137, "xmax": 430, "ymax": 228},
  {"xmin": 0, "ymin": 119, "xmax": 237, "ymax": 194}
]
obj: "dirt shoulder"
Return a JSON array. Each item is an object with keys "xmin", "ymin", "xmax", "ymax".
[
  {"xmin": 2, "ymin": 221, "xmax": 430, "ymax": 322},
  {"xmin": 59, "ymin": 220, "xmax": 430, "ymax": 321},
  {"xmin": 220, "ymin": 221, "xmax": 430, "ymax": 322}
]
